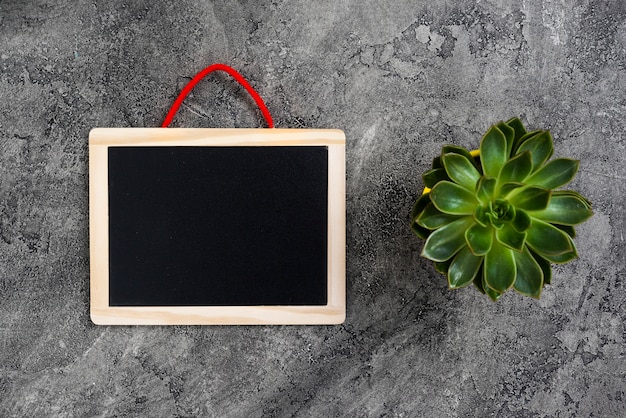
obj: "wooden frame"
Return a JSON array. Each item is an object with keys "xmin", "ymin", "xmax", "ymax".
[{"xmin": 89, "ymin": 128, "xmax": 345, "ymax": 325}]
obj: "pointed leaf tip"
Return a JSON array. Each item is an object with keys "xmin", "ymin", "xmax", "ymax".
[
  {"xmin": 505, "ymin": 117, "xmax": 527, "ymax": 144},
  {"xmin": 411, "ymin": 193, "xmax": 431, "ymax": 222},
  {"xmin": 513, "ymin": 247, "xmax": 544, "ymax": 298},
  {"xmin": 516, "ymin": 130, "xmax": 554, "ymax": 171},
  {"xmin": 417, "ymin": 202, "xmax": 462, "ymax": 230},
  {"xmin": 497, "ymin": 151, "xmax": 533, "ymax": 189},
  {"xmin": 430, "ymin": 181, "xmax": 478, "ymax": 215},
  {"xmin": 423, "ymin": 167, "xmax": 449, "ymax": 189},
  {"xmin": 530, "ymin": 249, "xmax": 552, "ymax": 285},
  {"xmin": 422, "ymin": 216, "xmax": 474, "ymax": 262},
  {"xmin": 484, "ymin": 239, "xmax": 517, "ymax": 293},
  {"xmin": 496, "ymin": 121, "xmax": 516, "ymax": 156},
  {"xmin": 435, "ymin": 259, "xmax": 453, "ymax": 274},
  {"xmin": 525, "ymin": 158, "xmax": 580, "ymax": 189},
  {"xmin": 483, "ymin": 272, "xmax": 503, "ymax": 301},
  {"xmin": 442, "ymin": 153, "xmax": 481, "ymax": 191},
  {"xmin": 528, "ymin": 191, "xmax": 593, "ymax": 226},
  {"xmin": 480, "ymin": 126, "xmax": 508, "ymax": 178},
  {"xmin": 525, "ymin": 218, "xmax": 576, "ymax": 262},
  {"xmin": 448, "ymin": 247, "xmax": 483, "ymax": 289},
  {"xmin": 442, "ymin": 145, "xmax": 481, "ymax": 172}
]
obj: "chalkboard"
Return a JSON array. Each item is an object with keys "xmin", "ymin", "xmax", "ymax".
[{"xmin": 89, "ymin": 128, "xmax": 345, "ymax": 325}]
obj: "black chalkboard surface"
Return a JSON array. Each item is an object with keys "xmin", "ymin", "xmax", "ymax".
[
  {"xmin": 108, "ymin": 146, "xmax": 328, "ymax": 306},
  {"xmin": 89, "ymin": 128, "xmax": 345, "ymax": 325}
]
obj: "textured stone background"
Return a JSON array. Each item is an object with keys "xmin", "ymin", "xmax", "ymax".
[{"xmin": 1, "ymin": 0, "xmax": 625, "ymax": 417}]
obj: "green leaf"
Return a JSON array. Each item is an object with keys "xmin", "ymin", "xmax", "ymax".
[
  {"xmin": 435, "ymin": 259, "xmax": 453, "ymax": 274},
  {"xmin": 525, "ymin": 158, "xmax": 580, "ymax": 189},
  {"xmin": 513, "ymin": 246, "xmax": 544, "ymax": 298},
  {"xmin": 528, "ymin": 191, "xmax": 593, "ymax": 226},
  {"xmin": 476, "ymin": 264, "xmax": 502, "ymax": 301},
  {"xmin": 484, "ymin": 239, "xmax": 517, "ymax": 293},
  {"xmin": 497, "ymin": 151, "xmax": 533, "ymax": 190},
  {"xmin": 430, "ymin": 181, "xmax": 478, "ymax": 215},
  {"xmin": 505, "ymin": 117, "xmax": 527, "ymax": 144},
  {"xmin": 496, "ymin": 121, "xmax": 516, "ymax": 156},
  {"xmin": 525, "ymin": 218, "xmax": 575, "ymax": 260},
  {"xmin": 411, "ymin": 222, "xmax": 431, "ymax": 239},
  {"xmin": 465, "ymin": 223, "xmax": 493, "ymax": 255},
  {"xmin": 516, "ymin": 131, "xmax": 554, "ymax": 172},
  {"xmin": 442, "ymin": 145, "xmax": 481, "ymax": 171},
  {"xmin": 496, "ymin": 223, "xmax": 526, "ymax": 252},
  {"xmin": 512, "ymin": 209, "xmax": 531, "ymax": 232},
  {"xmin": 442, "ymin": 145, "xmax": 472, "ymax": 157},
  {"xmin": 480, "ymin": 126, "xmax": 508, "ymax": 178},
  {"xmin": 411, "ymin": 193, "xmax": 430, "ymax": 221},
  {"xmin": 509, "ymin": 186, "xmax": 551, "ymax": 211},
  {"xmin": 562, "ymin": 189, "xmax": 592, "ymax": 206},
  {"xmin": 476, "ymin": 176, "xmax": 496, "ymax": 205},
  {"xmin": 417, "ymin": 202, "xmax": 462, "ymax": 229},
  {"xmin": 512, "ymin": 130, "xmax": 542, "ymax": 155},
  {"xmin": 448, "ymin": 247, "xmax": 484, "ymax": 289},
  {"xmin": 474, "ymin": 266, "xmax": 486, "ymax": 294},
  {"xmin": 442, "ymin": 153, "xmax": 481, "ymax": 191},
  {"xmin": 422, "ymin": 216, "xmax": 474, "ymax": 262},
  {"xmin": 530, "ymin": 250, "xmax": 552, "ymax": 285},
  {"xmin": 544, "ymin": 247, "xmax": 578, "ymax": 264},
  {"xmin": 485, "ymin": 290, "xmax": 502, "ymax": 302},
  {"xmin": 411, "ymin": 194, "xmax": 432, "ymax": 238},
  {"xmin": 555, "ymin": 224, "xmax": 576, "ymax": 238},
  {"xmin": 498, "ymin": 182, "xmax": 525, "ymax": 198},
  {"xmin": 491, "ymin": 199, "xmax": 516, "ymax": 224},
  {"xmin": 432, "ymin": 156, "xmax": 443, "ymax": 169},
  {"xmin": 473, "ymin": 205, "xmax": 489, "ymax": 227},
  {"xmin": 423, "ymin": 167, "xmax": 449, "ymax": 189},
  {"xmin": 483, "ymin": 270, "xmax": 503, "ymax": 301}
]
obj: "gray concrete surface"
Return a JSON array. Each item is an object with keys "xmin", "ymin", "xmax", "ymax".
[{"xmin": 1, "ymin": 0, "xmax": 625, "ymax": 416}]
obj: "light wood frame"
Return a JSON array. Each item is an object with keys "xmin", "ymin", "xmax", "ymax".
[{"xmin": 89, "ymin": 128, "xmax": 345, "ymax": 325}]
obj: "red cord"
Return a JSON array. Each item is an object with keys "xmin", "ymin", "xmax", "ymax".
[{"xmin": 161, "ymin": 63, "xmax": 274, "ymax": 128}]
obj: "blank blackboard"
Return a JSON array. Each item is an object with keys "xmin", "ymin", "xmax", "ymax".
[
  {"xmin": 108, "ymin": 145, "xmax": 328, "ymax": 306},
  {"xmin": 89, "ymin": 128, "xmax": 345, "ymax": 325}
]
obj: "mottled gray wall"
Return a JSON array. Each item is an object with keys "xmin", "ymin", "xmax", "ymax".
[{"xmin": 1, "ymin": 1, "xmax": 625, "ymax": 417}]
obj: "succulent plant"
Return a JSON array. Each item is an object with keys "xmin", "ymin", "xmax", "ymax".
[{"xmin": 411, "ymin": 118, "xmax": 593, "ymax": 300}]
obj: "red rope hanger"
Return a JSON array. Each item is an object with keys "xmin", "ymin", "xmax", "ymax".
[{"xmin": 161, "ymin": 63, "xmax": 274, "ymax": 128}]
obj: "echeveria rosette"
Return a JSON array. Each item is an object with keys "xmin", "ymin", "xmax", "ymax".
[{"xmin": 411, "ymin": 118, "xmax": 593, "ymax": 301}]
